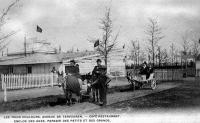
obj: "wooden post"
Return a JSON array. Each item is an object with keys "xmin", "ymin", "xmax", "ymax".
[
  {"xmin": 1, "ymin": 74, "xmax": 7, "ymax": 102},
  {"xmin": 51, "ymin": 73, "xmax": 54, "ymax": 87}
]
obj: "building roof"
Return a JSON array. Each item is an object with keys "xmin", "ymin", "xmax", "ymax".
[
  {"xmin": 0, "ymin": 48, "xmax": 126, "ymax": 65},
  {"xmin": 0, "ymin": 54, "xmax": 62, "ymax": 65},
  {"xmin": 0, "ymin": 51, "xmax": 96, "ymax": 66}
]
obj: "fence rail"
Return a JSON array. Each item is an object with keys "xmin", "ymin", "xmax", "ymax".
[
  {"xmin": 155, "ymin": 69, "xmax": 183, "ymax": 81},
  {"xmin": 1, "ymin": 73, "xmax": 58, "ymax": 90},
  {"xmin": 127, "ymin": 69, "xmax": 183, "ymax": 81},
  {"xmin": 196, "ymin": 69, "xmax": 200, "ymax": 77}
]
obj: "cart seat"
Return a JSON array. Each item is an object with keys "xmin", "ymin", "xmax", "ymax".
[{"xmin": 147, "ymin": 73, "xmax": 154, "ymax": 81}]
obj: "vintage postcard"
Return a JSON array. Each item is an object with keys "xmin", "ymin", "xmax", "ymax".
[{"xmin": 0, "ymin": 0, "xmax": 200, "ymax": 123}]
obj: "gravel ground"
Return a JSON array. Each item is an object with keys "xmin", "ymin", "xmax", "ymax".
[{"xmin": 92, "ymin": 78, "xmax": 200, "ymax": 114}]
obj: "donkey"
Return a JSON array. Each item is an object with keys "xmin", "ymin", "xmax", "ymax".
[{"xmin": 57, "ymin": 74, "xmax": 81, "ymax": 105}]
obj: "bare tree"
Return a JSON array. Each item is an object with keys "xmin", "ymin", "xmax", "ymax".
[
  {"xmin": 130, "ymin": 40, "xmax": 140, "ymax": 65},
  {"xmin": 181, "ymin": 30, "xmax": 200, "ymax": 60},
  {"xmin": 139, "ymin": 51, "xmax": 146, "ymax": 63},
  {"xmin": 160, "ymin": 48, "xmax": 168, "ymax": 64},
  {"xmin": 170, "ymin": 43, "xmax": 176, "ymax": 64},
  {"xmin": 174, "ymin": 49, "xmax": 180, "ymax": 64},
  {"xmin": 181, "ymin": 31, "xmax": 191, "ymax": 55},
  {"xmin": 190, "ymin": 32, "xmax": 200, "ymax": 60},
  {"xmin": 157, "ymin": 46, "xmax": 161, "ymax": 66},
  {"xmin": 90, "ymin": 7, "xmax": 119, "ymax": 67},
  {"xmin": 145, "ymin": 18, "xmax": 164, "ymax": 66},
  {"xmin": 0, "ymin": 0, "xmax": 20, "ymax": 51}
]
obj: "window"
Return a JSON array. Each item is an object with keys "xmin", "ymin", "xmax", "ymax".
[{"xmin": 27, "ymin": 66, "xmax": 32, "ymax": 74}]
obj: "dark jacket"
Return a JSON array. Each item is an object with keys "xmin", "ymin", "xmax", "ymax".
[
  {"xmin": 66, "ymin": 65, "xmax": 80, "ymax": 78},
  {"xmin": 139, "ymin": 66, "xmax": 149, "ymax": 75},
  {"xmin": 148, "ymin": 67, "xmax": 154, "ymax": 74},
  {"xmin": 92, "ymin": 65, "xmax": 106, "ymax": 78},
  {"xmin": 92, "ymin": 65, "xmax": 107, "ymax": 88}
]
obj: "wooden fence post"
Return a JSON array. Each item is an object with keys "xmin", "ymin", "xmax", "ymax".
[
  {"xmin": 51, "ymin": 73, "xmax": 54, "ymax": 87},
  {"xmin": 1, "ymin": 74, "xmax": 7, "ymax": 102},
  {"xmin": 115, "ymin": 71, "xmax": 118, "ymax": 82}
]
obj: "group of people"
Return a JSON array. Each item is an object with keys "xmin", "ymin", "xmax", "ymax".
[
  {"xmin": 53, "ymin": 59, "xmax": 110, "ymax": 106},
  {"xmin": 53, "ymin": 60, "xmax": 154, "ymax": 106},
  {"xmin": 139, "ymin": 62, "xmax": 154, "ymax": 80}
]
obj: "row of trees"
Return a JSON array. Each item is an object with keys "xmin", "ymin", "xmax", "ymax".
[
  {"xmin": 130, "ymin": 18, "xmax": 200, "ymax": 67},
  {"xmin": 182, "ymin": 30, "xmax": 200, "ymax": 59},
  {"xmin": 89, "ymin": 6, "xmax": 200, "ymax": 69}
]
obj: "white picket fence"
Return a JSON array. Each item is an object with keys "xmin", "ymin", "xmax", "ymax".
[
  {"xmin": 155, "ymin": 69, "xmax": 183, "ymax": 81},
  {"xmin": 1, "ymin": 73, "xmax": 59, "ymax": 102},
  {"xmin": 1, "ymin": 73, "xmax": 58, "ymax": 90}
]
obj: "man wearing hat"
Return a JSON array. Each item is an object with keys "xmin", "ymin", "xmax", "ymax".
[
  {"xmin": 91, "ymin": 59, "xmax": 109, "ymax": 106},
  {"xmin": 67, "ymin": 59, "xmax": 80, "ymax": 77},
  {"xmin": 67, "ymin": 59, "xmax": 83, "ymax": 88}
]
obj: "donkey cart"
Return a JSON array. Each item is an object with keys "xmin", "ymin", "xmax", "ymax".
[{"xmin": 127, "ymin": 73, "xmax": 157, "ymax": 90}]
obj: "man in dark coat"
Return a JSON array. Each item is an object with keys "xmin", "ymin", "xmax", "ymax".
[
  {"xmin": 91, "ymin": 59, "xmax": 108, "ymax": 106},
  {"xmin": 139, "ymin": 61, "xmax": 149, "ymax": 80},
  {"xmin": 67, "ymin": 59, "xmax": 80, "ymax": 78}
]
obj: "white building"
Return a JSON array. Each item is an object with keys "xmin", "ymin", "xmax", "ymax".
[{"xmin": 63, "ymin": 48, "xmax": 127, "ymax": 77}]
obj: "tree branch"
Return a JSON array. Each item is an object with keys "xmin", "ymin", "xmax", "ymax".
[{"xmin": 0, "ymin": 0, "xmax": 20, "ymax": 23}]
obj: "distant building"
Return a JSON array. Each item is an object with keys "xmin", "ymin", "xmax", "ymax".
[
  {"xmin": 0, "ymin": 37, "xmax": 97, "ymax": 74},
  {"xmin": 0, "ymin": 39, "xmax": 126, "ymax": 77},
  {"xmin": 0, "ymin": 51, "xmax": 96, "ymax": 75},
  {"xmin": 0, "ymin": 53, "xmax": 63, "ymax": 74}
]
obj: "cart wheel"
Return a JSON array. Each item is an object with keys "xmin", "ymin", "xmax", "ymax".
[{"xmin": 151, "ymin": 79, "xmax": 156, "ymax": 90}]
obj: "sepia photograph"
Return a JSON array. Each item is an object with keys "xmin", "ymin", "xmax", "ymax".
[{"xmin": 0, "ymin": 0, "xmax": 200, "ymax": 123}]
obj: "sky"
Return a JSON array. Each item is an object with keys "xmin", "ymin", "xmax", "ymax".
[{"xmin": 0, "ymin": 0, "xmax": 200, "ymax": 53}]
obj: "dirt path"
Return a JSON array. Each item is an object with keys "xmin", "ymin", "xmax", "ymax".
[
  {"xmin": 0, "ymin": 78, "xmax": 128, "ymax": 103},
  {"xmin": 5, "ymin": 82, "xmax": 181, "ymax": 114}
]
